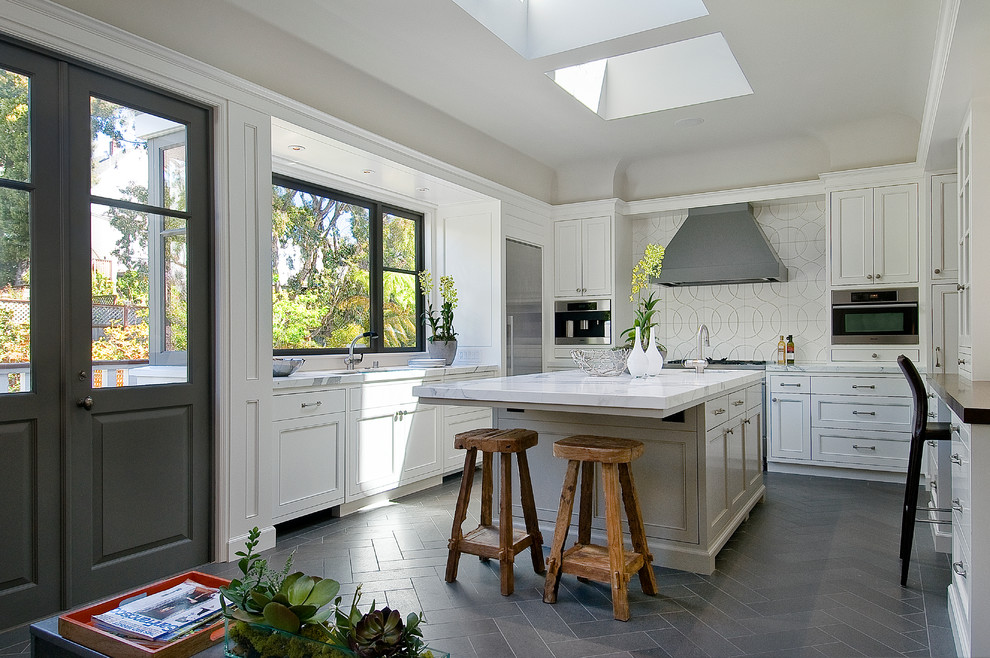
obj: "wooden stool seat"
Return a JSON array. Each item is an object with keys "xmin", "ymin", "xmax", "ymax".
[
  {"xmin": 543, "ymin": 435, "xmax": 657, "ymax": 621},
  {"xmin": 552, "ymin": 435, "xmax": 645, "ymax": 463},
  {"xmin": 445, "ymin": 428, "xmax": 544, "ymax": 596}
]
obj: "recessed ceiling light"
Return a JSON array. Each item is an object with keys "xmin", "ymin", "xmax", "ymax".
[
  {"xmin": 675, "ymin": 117, "xmax": 705, "ymax": 127},
  {"xmin": 288, "ymin": 144, "xmax": 306, "ymax": 151},
  {"xmin": 362, "ymin": 169, "xmax": 375, "ymax": 175}
]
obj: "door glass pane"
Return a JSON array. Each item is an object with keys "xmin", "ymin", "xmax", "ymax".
[
  {"xmin": 0, "ymin": 187, "xmax": 30, "ymax": 393},
  {"xmin": 383, "ymin": 271, "xmax": 416, "ymax": 348},
  {"xmin": 0, "ymin": 69, "xmax": 30, "ymax": 183},
  {"xmin": 90, "ymin": 98, "xmax": 187, "ymax": 212},
  {"xmin": 272, "ymin": 186, "xmax": 371, "ymax": 349},
  {"xmin": 383, "ymin": 213, "xmax": 416, "ymax": 270},
  {"xmin": 91, "ymin": 203, "xmax": 187, "ymax": 386}
]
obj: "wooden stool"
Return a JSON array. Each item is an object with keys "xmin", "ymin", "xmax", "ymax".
[
  {"xmin": 445, "ymin": 428, "xmax": 545, "ymax": 595},
  {"xmin": 542, "ymin": 435, "xmax": 658, "ymax": 621}
]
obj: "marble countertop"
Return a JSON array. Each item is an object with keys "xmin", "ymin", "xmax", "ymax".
[
  {"xmin": 927, "ymin": 374, "xmax": 990, "ymax": 425},
  {"xmin": 273, "ymin": 364, "xmax": 498, "ymax": 390},
  {"xmin": 766, "ymin": 362, "xmax": 911, "ymax": 374},
  {"xmin": 413, "ymin": 369, "xmax": 763, "ymax": 418}
]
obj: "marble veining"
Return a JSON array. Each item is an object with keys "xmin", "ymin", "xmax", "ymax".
[
  {"xmin": 413, "ymin": 369, "xmax": 763, "ymax": 417},
  {"xmin": 273, "ymin": 364, "xmax": 498, "ymax": 390},
  {"xmin": 766, "ymin": 363, "xmax": 912, "ymax": 374}
]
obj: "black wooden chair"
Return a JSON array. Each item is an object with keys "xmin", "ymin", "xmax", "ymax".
[{"xmin": 896, "ymin": 354, "xmax": 952, "ymax": 586}]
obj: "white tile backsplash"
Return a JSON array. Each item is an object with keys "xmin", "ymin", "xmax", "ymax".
[{"xmin": 632, "ymin": 198, "xmax": 829, "ymax": 363}]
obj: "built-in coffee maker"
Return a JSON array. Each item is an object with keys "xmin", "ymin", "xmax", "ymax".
[{"xmin": 554, "ymin": 299, "xmax": 611, "ymax": 345}]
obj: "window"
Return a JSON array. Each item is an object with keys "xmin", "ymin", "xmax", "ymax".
[{"xmin": 272, "ymin": 175, "xmax": 423, "ymax": 353}]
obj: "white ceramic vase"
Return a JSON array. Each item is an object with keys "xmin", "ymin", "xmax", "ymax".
[
  {"xmin": 645, "ymin": 327, "xmax": 664, "ymax": 375},
  {"xmin": 626, "ymin": 326, "xmax": 649, "ymax": 378}
]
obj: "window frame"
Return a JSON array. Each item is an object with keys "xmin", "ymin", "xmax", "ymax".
[{"xmin": 271, "ymin": 174, "xmax": 424, "ymax": 355}]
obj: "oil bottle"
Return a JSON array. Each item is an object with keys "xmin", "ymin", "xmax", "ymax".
[
  {"xmin": 776, "ymin": 335, "xmax": 786, "ymax": 365},
  {"xmin": 786, "ymin": 335, "xmax": 795, "ymax": 365}
]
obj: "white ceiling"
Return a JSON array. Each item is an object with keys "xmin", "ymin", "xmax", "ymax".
[{"xmin": 44, "ymin": 0, "xmax": 979, "ymax": 204}]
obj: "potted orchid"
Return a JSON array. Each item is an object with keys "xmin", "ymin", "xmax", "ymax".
[
  {"xmin": 621, "ymin": 243, "xmax": 666, "ymax": 355},
  {"xmin": 419, "ymin": 270, "xmax": 458, "ymax": 365}
]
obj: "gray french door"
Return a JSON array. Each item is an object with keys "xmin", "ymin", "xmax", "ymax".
[{"xmin": 0, "ymin": 40, "xmax": 212, "ymax": 629}]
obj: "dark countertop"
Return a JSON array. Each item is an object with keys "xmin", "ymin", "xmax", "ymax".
[{"xmin": 926, "ymin": 374, "xmax": 990, "ymax": 425}]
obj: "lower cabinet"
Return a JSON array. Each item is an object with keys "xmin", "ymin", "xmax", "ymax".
[
  {"xmin": 347, "ymin": 403, "xmax": 440, "ymax": 500},
  {"xmin": 769, "ymin": 394, "xmax": 811, "ymax": 460},
  {"xmin": 273, "ymin": 411, "xmax": 345, "ymax": 521},
  {"xmin": 441, "ymin": 405, "xmax": 492, "ymax": 473}
]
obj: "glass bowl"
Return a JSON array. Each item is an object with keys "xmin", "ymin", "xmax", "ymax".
[
  {"xmin": 570, "ymin": 348, "xmax": 629, "ymax": 376},
  {"xmin": 273, "ymin": 357, "xmax": 305, "ymax": 377}
]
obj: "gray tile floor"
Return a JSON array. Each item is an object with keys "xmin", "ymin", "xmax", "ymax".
[{"xmin": 0, "ymin": 471, "xmax": 956, "ymax": 657}]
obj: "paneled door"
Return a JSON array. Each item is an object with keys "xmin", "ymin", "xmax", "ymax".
[{"xmin": 0, "ymin": 41, "xmax": 213, "ymax": 629}]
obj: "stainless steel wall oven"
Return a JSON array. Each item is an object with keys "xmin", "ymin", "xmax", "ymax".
[
  {"xmin": 554, "ymin": 299, "xmax": 611, "ymax": 345},
  {"xmin": 831, "ymin": 287, "xmax": 919, "ymax": 345}
]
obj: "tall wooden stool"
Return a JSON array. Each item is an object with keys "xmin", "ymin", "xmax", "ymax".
[
  {"xmin": 543, "ymin": 435, "xmax": 658, "ymax": 621},
  {"xmin": 445, "ymin": 428, "xmax": 545, "ymax": 596}
]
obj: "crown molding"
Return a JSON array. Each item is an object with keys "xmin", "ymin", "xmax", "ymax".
[{"xmin": 916, "ymin": 0, "xmax": 961, "ymax": 167}]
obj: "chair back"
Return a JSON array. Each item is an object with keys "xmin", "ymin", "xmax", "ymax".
[{"xmin": 897, "ymin": 354, "xmax": 927, "ymax": 440}]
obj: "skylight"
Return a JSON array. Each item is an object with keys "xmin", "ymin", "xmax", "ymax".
[
  {"xmin": 450, "ymin": 0, "xmax": 709, "ymax": 59},
  {"xmin": 548, "ymin": 33, "xmax": 754, "ymax": 120}
]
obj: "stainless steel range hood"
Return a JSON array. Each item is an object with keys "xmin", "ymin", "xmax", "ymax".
[{"xmin": 653, "ymin": 203, "xmax": 787, "ymax": 287}]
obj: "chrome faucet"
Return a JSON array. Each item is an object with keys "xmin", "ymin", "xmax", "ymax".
[
  {"xmin": 344, "ymin": 331, "xmax": 378, "ymax": 370},
  {"xmin": 684, "ymin": 324, "xmax": 710, "ymax": 374}
]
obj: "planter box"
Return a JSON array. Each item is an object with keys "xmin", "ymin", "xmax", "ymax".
[{"xmin": 224, "ymin": 619, "xmax": 449, "ymax": 658}]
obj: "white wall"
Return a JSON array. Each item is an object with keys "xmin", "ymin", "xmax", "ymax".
[{"xmin": 632, "ymin": 198, "xmax": 829, "ymax": 363}]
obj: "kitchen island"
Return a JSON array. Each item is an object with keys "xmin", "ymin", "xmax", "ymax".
[{"xmin": 414, "ymin": 369, "xmax": 766, "ymax": 573}]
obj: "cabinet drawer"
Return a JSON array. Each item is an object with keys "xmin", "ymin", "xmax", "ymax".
[
  {"xmin": 811, "ymin": 375, "xmax": 908, "ymax": 397},
  {"xmin": 811, "ymin": 428, "xmax": 909, "ymax": 469},
  {"xmin": 811, "ymin": 395, "xmax": 911, "ymax": 431},
  {"xmin": 950, "ymin": 434, "xmax": 971, "ymax": 552},
  {"xmin": 273, "ymin": 388, "xmax": 346, "ymax": 421},
  {"xmin": 705, "ymin": 394, "xmax": 730, "ymax": 428},
  {"xmin": 950, "ymin": 410, "xmax": 970, "ymax": 449},
  {"xmin": 830, "ymin": 347, "xmax": 920, "ymax": 363},
  {"xmin": 951, "ymin": 530, "xmax": 972, "ymax": 624},
  {"xmin": 957, "ymin": 344, "xmax": 972, "ymax": 372},
  {"xmin": 769, "ymin": 375, "xmax": 810, "ymax": 393},
  {"xmin": 728, "ymin": 389, "xmax": 747, "ymax": 420},
  {"xmin": 350, "ymin": 380, "xmax": 421, "ymax": 411},
  {"xmin": 746, "ymin": 383, "xmax": 763, "ymax": 410}
]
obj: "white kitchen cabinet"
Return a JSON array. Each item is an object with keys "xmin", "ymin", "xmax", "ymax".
[
  {"xmin": 553, "ymin": 216, "xmax": 611, "ymax": 298},
  {"xmin": 769, "ymin": 392, "xmax": 811, "ymax": 460},
  {"xmin": 441, "ymin": 405, "xmax": 491, "ymax": 473},
  {"xmin": 705, "ymin": 423, "xmax": 731, "ymax": 540},
  {"xmin": 742, "ymin": 407, "xmax": 762, "ymax": 491},
  {"xmin": 830, "ymin": 346, "xmax": 920, "ymax": 363},
  {"xmin": 931, "ymin": 173, "xmax": 959, "ymax": 281},
  {"xmin": 272, "ymin": 388, "xmax": 346, "ymax": 522},
  {"xmin": 931, "ymin": 283, "xmax": 960, "ymax": 376},
  {"xmin": 829, "ymin": 184, "xmax": 918, "ymax": 287},
  {"xmin": 957, "ymin": 115, "xmax": 973, "ymax": 360},
  {"xmin": 347, "ymin": 402, "xmax": 440, "ymax": 500}
]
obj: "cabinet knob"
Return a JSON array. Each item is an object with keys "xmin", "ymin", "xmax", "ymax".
[
  {"xmin": 952, "ymin": 561, "xmax": 968, "ymax": 578},
  {"xmin": 928, "ymin": 411, "xmax": 936, "ymax": 418},
  {"xmin": 952, "ymin": 498, "xmax": 963, "ymax": 512},
  {"xmin": 958, "ymin": 359, "xmax": 967, "ymax": 365},
  {"xmin": 875, "ymin": 273, "xmax": 882, "ymax": 280},
  {"xmin": 771, "ymin": 397, "xmax": 779, "ymax": 403},
  {"xmin": 934, "ymin": 268, "xmax": 941, "ymax": 274},
  {"xmin": 951, "ymin": 425, "xmax": 960, "ymax": 433},
  {"xmin": 872, "ymin": 353, "xmax": 879, "ymax": 359},
  {"xmin": 724, "ymin": 427, "xmax": 734, "ymax": 436},
  {"xmin": 951, "ymin": 453, "xmax": 962, "ymax": 465},
  {"xmin": 866, "ymin": 274, "xmax": 873, "ymax": 280},
  {"xmin": 957, "ymin": 284, "xmax": 965, "ymax": 291},
  {"xmin": 927, "ymin": 440, "xmax": 937, "ymax": 448}
]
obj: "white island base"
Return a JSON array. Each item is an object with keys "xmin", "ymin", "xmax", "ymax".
[{"xmin": 415, "ymin": 370, "xmax": 766, "ymax": 574}]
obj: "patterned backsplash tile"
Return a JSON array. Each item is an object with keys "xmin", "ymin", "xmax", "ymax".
[{"xmin": 632, "ymin": 198, "xmax": 829, "ymax": 363}]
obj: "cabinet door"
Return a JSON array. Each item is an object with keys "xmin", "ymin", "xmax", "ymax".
[
  {"xmin": 725, "ymin": 421, "xmax": 747, "ymax": 515},
  {"xmin": 442, "ymin": 407, "xmax": 491, "ymax": 473},
  {"xmin": 706, "ymin": 425, "xmax": 730, "ymax": 539},
  {"xmin": 580, "ymin": 216, "xmax": 611, "ymax": 297},
  {"xmin": 395, "ymin": 404, "xmax": 441, "ymax": 484},
  {"xmin": 347, "ymin": 411, "xmax": 399, "ymax": 500},
  {"xmin": 957, "ymin": 118, "xmax": 972, "ymax": 351},
  {"xmin": 554, "ymin": 219, "xmax": 582, "ymax": 297},
  {"xmin": 273, "ymin": 412, "xmax": 345, "ymax": 520},
  {"xmin": 931, "ymin": 174, "xmax": 958, "ymax": 280},
  {"xmin": 931, "ymin": 283, "xmax": 959, "ymax": 376},
  {"xmin": 743, "ymin": 410, "xmax": 763, "ymax": 491},
  {"xmin": 830, "ymin": 189, "xmax": 874, "ymax": 286},
  {"xmin": 873, "ymin": 184, "xmax": 919, "ymax": 284},
  {"xmin": 769, "ymin": 394, "xmax": 811, "ymax": 460}
]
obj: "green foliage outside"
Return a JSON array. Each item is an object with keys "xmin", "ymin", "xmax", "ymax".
[{"xmin": 272, "ymin": 188, "xmax": 420, "ymax": 351}]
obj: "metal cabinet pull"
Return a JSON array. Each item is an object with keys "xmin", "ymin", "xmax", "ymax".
[
  {"xmin": 852, "ymin": 384, "xmax": 876, "ymax": 389},
  {"xmin": 867, "ymin": 274, "xmax": 873, "ymax": 280},
  {"xmin": 931, "ymin": 479, "xmax": 937, "ymax": 492},
  {"xmin": 952, "ymin": 561, "xmax": 967, "ymax": 578},
  {"xmin": 952, "ymin": 498, "xmax": 963, "ymax": 512},
  {"xmin": 743, "ymin": 418, "xmax": 751, "ymax": 425},
  {"xmin": 875, "ymin": 273, "xmax": 882, "ymax": 280},
  {"xmin": 927, "ymin": 440, "xmax": 937, "ymax": 448},
  {"xmin": 724, "ymin": 427, "xmax": 734, "ymax": 436},
  {"xmin": 301, "ymin": 400, "xmax": 323, "ymax": 409},
  {"xmin": 928, "ymin": 411, "xmax": 936, "ymax": 418},
  {"xmin": 951, "ymin": 425, "xmax": 960, "ymax": 433},
  {"xmin": 852, "ymin": 444, "xmax": 876, "ymax": 450},
  {"xmin": 780, "ymin": 383, "xmax": 802, "ymax": 387},
  {"xmin": 951, "ymin": 453, "xmax": 962, "ymax": 465},
  {"xmin": 957, "ymin": 283, "xmax": 965, "ymax": 291},
  {"xmin": 852, "ymin": 410, "xmax": 876, "ymax": 416},
  {"xmin": 732, "ymin": 400, "xmax": 745, "ymax": 406},
  {"xmin": 713, "ymin": 408, "xmax": 726, "ymax": 415}
]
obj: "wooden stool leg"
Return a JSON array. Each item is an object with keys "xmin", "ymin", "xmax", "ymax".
[
  {"xmin": 619, "ymin": 463, "xmax": 658, "ymax": 596},
  {"xmin": 445, "ymin": 447, "xmax": 477, "ymax": 583},
  {"xmin": 479, "ymin": 451, "xmax": 494, "ymax": 562},
  {"xmin": 499, "ymin": 452, "xmax": 515, "ymax": 595},
  {"xmin": 601, "ymin": 463, "xmax": 630, "ymax": 621},
  {"xmin": 543, "ymin": 459, "xmax": 580, "ymax": 604},
  {"xmin": 577, "ymin": 461, "xmax": 595, "ymax": 546},
  {"xmin": 515, "ymin": 450, "xmax": 545, "ymax": 575}
]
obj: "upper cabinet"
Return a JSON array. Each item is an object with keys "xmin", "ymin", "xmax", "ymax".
[
  {"xmin": 554, "ymin": 216, "xmax": 611, "ymax": 298},
  {"xmin": 930, "ymin": 173, "xmax": 959, "ymax": 282},
  {"xmin": 957, "ymin": 114, "xmax": 973, "ymax": 356},
  {"xmin": 829, "ymin": 184, "xmax": 918, "ymax": 287}
]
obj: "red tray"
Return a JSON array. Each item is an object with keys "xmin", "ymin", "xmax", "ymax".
[{"xmin": 58, "ymin": 571, "xmax": 231, "ymax": 658}]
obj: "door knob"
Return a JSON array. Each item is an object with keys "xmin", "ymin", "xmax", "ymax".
[
  {"xmin": 934, "ymin": 268, "xmax": 941, "ymax": 274},
  {"xmin": 77, "ymin": 396, "xmax": 94, "ymax": 410}
]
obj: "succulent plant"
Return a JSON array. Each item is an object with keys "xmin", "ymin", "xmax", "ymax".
[{"xmin": 330, "ymin": 587, "xmax": 428, "ymax": 658}]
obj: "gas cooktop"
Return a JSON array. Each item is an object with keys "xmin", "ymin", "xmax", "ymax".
[{"xmin": 665, "ymin": 358, "xmax": 768, "ymax": 370}]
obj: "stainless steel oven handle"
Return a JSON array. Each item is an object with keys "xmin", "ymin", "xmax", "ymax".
[{"xmin": 831, "ymin": 303, "xmax": 919, "ymax": 309}]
